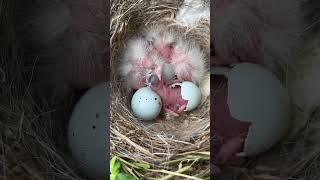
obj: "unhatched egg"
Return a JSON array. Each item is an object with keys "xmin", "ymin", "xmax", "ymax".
[
  {"xmin": 212, "ymin": 63, "xmax": 290, "ymax": 163},
  {"xmin": 68, "ymin": 82, "xmax": 109, "ymax": 179},
  {"xmin": 131, "ymin": 87, "xmax": 162, "ymax": 120}
]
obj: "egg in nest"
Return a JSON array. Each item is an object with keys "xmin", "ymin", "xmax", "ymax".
[{"xmin": 212, "ymin": 63, "xmax": 291, "ymax": 165}]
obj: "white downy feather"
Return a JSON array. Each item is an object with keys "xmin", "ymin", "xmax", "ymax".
[{"xmin": 176, "ymin": 0, "xmax": 209, "ymax": 27}]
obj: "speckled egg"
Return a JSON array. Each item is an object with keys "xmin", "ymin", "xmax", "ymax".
[
  {"xmin": 68, "ymin": 82, "xmax": 109, "ymax": 179},
  {"xmin": 131, "ymin": 87, "xmax": 162, "ymax": 120}
]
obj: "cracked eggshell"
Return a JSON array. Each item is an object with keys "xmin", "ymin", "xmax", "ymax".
[
  {"xmin": 131, "ymin": 87, "xmax": 162, "ymax": 120},
  {"xmin": 68, "ymin": 82, "xmax": 109, "ymax": 180},
  {"xmin": 227, "ymin": 63, "xmax": 290, "ymax": 156},
  {"xmin": 181, "ymin": 81, "xmax": 202, "ymax": 111}
]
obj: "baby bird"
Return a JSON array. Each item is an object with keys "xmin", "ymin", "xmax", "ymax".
[
  {"xmin": 212, "ymin": 75, "xmax": 251, "ymax": 165},
  {"xmin": 17, "ymin": 0, "xmax": 108, "ymax": 91},
  {"xmin": 120, "ymin": 25, "xmax": 207, "ymax": 115},
  {"xmin": 143, "ymin": 25, "xmax": 206, "ymax": 85},
  {"xmin": 119, "ymin": 37, "xmax": 159, "ymax": 89},
  {"xmin": 213, "ymin": 0, "xmax": 300, "ymax": 72}
]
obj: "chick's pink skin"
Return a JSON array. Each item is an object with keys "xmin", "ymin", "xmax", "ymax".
[
  {"xmin": 158, "ymin": 44, "xmax": 202, "ymax": 84},
  {"xmin": 150, "ymin": 80, "xmax": 187, "ymax": 116},
  {"xmin": 125, "ymin": 52, "xmax": 188, "ymax": 116},
  {"xmin": 143, "ymin": 27, "xmax": 205, "ymax": 85},
  {"xmin": 145, "ymin": 29, "xmax": 175, "ymax": 62},
  {"xmin": 148, "ymin": 43, "xmax": 198, "ymax": 116},
  {"xmin": 122, "ymin": 43, "xmax": 190, "ymax": 115},
  {"xmin": 121, "ymin": 27, "xmax": 205, "ymax": 116},
  {"xmin": 153, "ymin": 41, "xmax": 174, "ymax": 61},
  {"xmin": 212, "ymin": 75, "xmax": 251, "ymax": 165},
  {"xmin": 126, "ymin": 55, "xmax": 160, "ymax": 90}
]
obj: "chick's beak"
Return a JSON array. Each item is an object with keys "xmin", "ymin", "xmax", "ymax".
[
  {"xmin": 146, "ymin": 66, "xmax": 163, "ymax": 86},
  {"xmin": 147, "ymin": 74, "xmax": 159, "ymax": 86},
  {"xmin": 154, "ymin": 66, "xmax": 163, "ymax": 81}
]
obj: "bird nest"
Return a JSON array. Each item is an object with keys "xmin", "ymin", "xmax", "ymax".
[
  {"xmin": 110, "ymin": 0, "xmax": 210, "ymax": 179},
  {"xmin": 3, "ymin": 0, "xmax": 320, "ymax": 179},
  {"xmin": 0, "ymin": 1, "xmax": 86, "ymax": 179}
]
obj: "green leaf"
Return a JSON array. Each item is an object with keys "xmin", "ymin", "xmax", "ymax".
[
  {"xmin": 110, "ymin": 174, "xmax": 117, "ymax": 180},
  {"xmin": 116, "ymin": 173, "xmax": 137, "ymax": 180},
  {"xmin": 132, "ymin": 162, "xmax": 150, "ymax": 170},
  {"xmin": 110, "ymin": 156, "xmax": 117, "ymax": 169},
  {"xmin": 110, "ymin": 156, "xmax": 121, "ymax": 175},
  {"xmin": 110, "ymin": 157, "xmax": 138, "ymax": 180}
]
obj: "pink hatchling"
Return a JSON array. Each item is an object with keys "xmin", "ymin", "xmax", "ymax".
[{"xmin": 120, "ymin": 25, "xmax": 206, "ymax": 116}]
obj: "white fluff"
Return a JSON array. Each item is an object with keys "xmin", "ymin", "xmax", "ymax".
[
  {"xmin": 123, "ymin": 38, "xmax": 148, "ymax": 61},
  {"xmin": 172, "ymin": 38, "xmax": 206, "ymax": 84},
  {"xmin": 176, "ymin": 0, "xmax": 209, "ymax": 26},
  {"xmin": 119, "ymin": 37, "xmax": 149, "ymax": 85}
]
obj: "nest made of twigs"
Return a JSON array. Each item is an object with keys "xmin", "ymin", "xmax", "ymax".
[
  {"xmin": 0, "ymin": 1, "xmax": 91, "ymax": 179},
  {"xmin": 110, "ymin": 0, "xmax": 210, "ymax": 179}
]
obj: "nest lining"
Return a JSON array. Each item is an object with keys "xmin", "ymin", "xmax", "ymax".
[{"xmin": 0, "ymin": 52, "xmax": 83, "ymax": 179}]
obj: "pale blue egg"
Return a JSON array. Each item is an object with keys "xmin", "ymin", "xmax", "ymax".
[
  {"xmin": 131, "ymin": 87, "xmax": 162, "ymax": 120},
  {"xmin": 68, "ymin": 82, "xmax": 109, "ymax": 179},
  {"xmin": 180, "ymin": 81, "xmax": 202, "ymax": 111}
]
